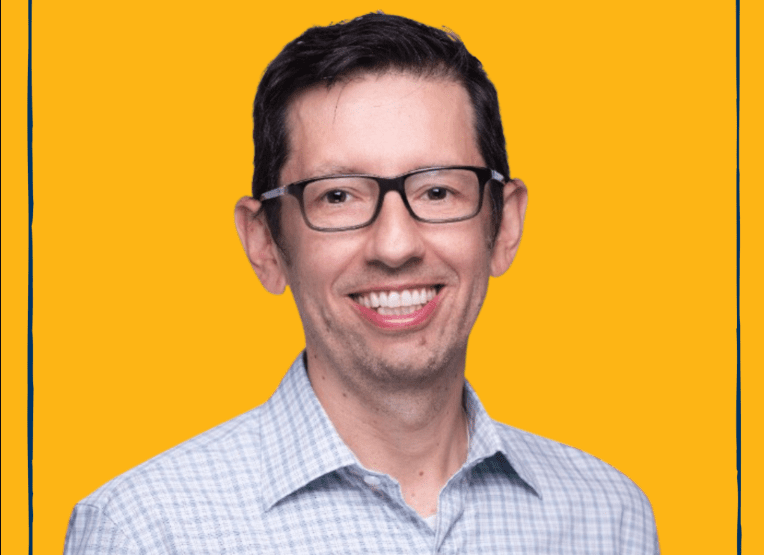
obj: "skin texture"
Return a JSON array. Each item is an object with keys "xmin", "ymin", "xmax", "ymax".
[{"xmin": 236, "ymin": 72, "xmax": 527, "ymax": 516}]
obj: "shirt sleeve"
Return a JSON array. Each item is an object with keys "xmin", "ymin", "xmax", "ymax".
[
  {"xmin": 620, "ymin": 487, "xmax": 660, "ymax": 555},
  {"xmin": 63, "ymin": 503, "xmax": 140, "ymax": 555}
]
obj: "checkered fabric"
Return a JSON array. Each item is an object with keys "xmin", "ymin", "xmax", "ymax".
[{"xmin": 64, "ymin": 353, "xmax": 659, "ymax": 554}]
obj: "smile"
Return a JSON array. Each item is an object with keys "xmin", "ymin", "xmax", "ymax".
[
  {"xmin": 352, "ymin": 286, "xmax": 440, "ymax": 315},
  {"xmin": 350, "ymin": 286, "xmax": 443, "ymax": 330}
]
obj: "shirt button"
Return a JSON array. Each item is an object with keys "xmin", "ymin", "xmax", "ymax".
[{"xmin": 364, "ymin": 475, "xmax": 382, "ymax": 487}]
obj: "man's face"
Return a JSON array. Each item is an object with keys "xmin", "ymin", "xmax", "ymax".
[{"xmin": 273, "ymin": 72, "xmax": 511, "ymax": 389}]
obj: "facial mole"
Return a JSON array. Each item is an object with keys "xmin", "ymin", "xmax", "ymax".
[{"xmin": 419, "ymin": 471, "xmax": 424, "ymax": 476}]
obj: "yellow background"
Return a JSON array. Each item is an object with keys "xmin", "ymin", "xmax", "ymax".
[{"xmin": 2, "ymin": 1, "xmax": 762, "ymax": 553}]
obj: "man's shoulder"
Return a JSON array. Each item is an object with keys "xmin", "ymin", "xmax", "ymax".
[
  {"xmin": 491, "ymin": 420, "xmax": 653, "ymax": 511},
  {"xmin": 468, "ymin": 418, "xmax": 659, "ymax": 552},
  {"xmin": 75, "ymin": 404, "xmax": 267, "ymax": 522}
]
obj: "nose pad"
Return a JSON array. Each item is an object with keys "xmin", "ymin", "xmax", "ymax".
[{"xmin": 366, "ymin": 191, "xmax": 425, "ymax": 268}]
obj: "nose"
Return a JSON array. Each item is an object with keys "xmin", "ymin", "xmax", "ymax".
[{"xmin": 365, "ymin": 191, "xmax": 426, "ymax": 268}]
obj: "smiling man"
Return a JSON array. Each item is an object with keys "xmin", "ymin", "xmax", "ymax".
[{"xmin": 64, "ymin": 13, "xmax": 659, "ymax": 554}]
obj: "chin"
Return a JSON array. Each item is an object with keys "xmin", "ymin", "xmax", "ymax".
[{"xmin": 357, "ymin": 344, "xmax": 464, "ymax": 388}]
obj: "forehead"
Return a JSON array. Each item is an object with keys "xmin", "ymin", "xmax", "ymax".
[{"xmin": 281, "ymin": 72, "xmax": 482, "ymax": 183}]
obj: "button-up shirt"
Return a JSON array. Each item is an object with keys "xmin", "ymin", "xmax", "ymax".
[{"xmin": 64, "ymin": 353, "xmax": 659, "ymax": 553}]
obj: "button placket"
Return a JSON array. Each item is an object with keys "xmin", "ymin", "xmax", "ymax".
[
  {"xmin": 433, "ymin": 469, "xmax": 471, "ymax": 551},
  {"xmin": 361, "ymin": 473, "xmax": 389, "ymax": 500}
]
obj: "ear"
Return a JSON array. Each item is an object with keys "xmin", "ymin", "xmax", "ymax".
[
  {"xmin": 490, "ymin": 179, "xmax": 528, "ymax": 277},
  {"xmin": 234, "ymin": 197, "xmax": 288, "ymax": 294}
]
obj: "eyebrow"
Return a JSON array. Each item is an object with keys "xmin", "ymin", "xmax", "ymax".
[{"xmin": 309, "ymin": 164, "xmax": 363, "ymax": 177}]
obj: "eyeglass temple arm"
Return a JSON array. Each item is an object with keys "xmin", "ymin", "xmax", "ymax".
[
  {"xmin": 490, "ymin": 170, "xmax": 506, "ymax": 183},
  {"xmin": 260, "ymin": 186, "xmax": 289, "ymax": 201}
]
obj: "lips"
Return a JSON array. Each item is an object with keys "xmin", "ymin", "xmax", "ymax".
[{"xmin": 350, "ymin": 286, "xmax": 443, "ymax": 330}]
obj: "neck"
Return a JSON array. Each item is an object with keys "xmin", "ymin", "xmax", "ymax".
[{"xmin": 306, "ymin": 350, "xmax": 469, "ymax": 517}]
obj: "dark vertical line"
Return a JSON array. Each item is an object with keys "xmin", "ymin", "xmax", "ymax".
[
  {"xmin": 735, "ymin": 0, "xmax": 741, "ymax": 554},
  {"xmin": 27, "ymin": 0, "xmax": 34, "ymax": 552}
]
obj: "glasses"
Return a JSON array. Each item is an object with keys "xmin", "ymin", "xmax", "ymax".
[{"xmin": 260, "ymin": 166, "xmax": 505, "ymax": 232}]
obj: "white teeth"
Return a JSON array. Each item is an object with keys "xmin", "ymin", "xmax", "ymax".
[
  {"xmin": 354, "ymin": 287, "xmax": 439, "ymax": 314},
  {"xmin": 401, "ymin": 290, "xmax": 412, "ymax": 306},
  {"xmin": 378, "ymin": 304, "xmax": 423, "ymax": 315}
]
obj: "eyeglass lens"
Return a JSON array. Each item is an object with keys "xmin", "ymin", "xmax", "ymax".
[{"xmin": 302, "ymin": 168, "xmax": 481, "ymax": 229}]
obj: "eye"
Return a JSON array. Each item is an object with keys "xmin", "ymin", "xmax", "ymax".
[
  {"xmin": 323, "ymin": 189, "xmax": 349, "ymax": 204},
  {"xmin": 425, "ymin": 187, "xmax": 450, "ymax": 201}
]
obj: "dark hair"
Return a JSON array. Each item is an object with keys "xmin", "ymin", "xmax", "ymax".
[{"xmin": 252, "ymin": 13, "xmax": 509, "ymax": 249}]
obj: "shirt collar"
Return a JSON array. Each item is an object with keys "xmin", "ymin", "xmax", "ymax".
[
  {"xmin": 259, "ymin": 353, "xmax": 359, "ymax": 511},
  {"xmin": 260, "ymin": 353, "xmax": 540, "ymax": 510},
  {"xmin": 462, "ymin": 381, "xmax": 541, "ymax": 497}
]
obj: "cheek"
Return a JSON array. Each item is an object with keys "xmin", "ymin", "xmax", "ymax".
[
  {"xmin": 288, "ymin": 232, "xmax": 361, "ymax": 301},
  {"xmin": 432, "ymin": 223, "xmax": 493, "ymax": 269}
]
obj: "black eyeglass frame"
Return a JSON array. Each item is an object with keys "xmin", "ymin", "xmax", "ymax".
[{"xmin": 259, "ymin": 165, "xmax": 506, "ymax": 232}]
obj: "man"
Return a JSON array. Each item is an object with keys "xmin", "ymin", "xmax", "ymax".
[{"xmin": 65, "ymin": 13, "xmax": 658, "ymax": 553}]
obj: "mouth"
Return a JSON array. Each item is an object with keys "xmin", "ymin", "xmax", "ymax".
[{"xmin": 349, "ymin": 285, "xmax": 444, "ymax": 330}]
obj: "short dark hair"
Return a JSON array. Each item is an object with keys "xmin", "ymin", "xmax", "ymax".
[{"xmin": 252, "ymin": 13, "xmax": 509, "ymax": 249}]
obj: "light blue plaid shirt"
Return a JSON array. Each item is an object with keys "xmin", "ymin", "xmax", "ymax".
[{"xmin": 65, "ymin": 353, "xmax": 659, "ymax": 554}]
